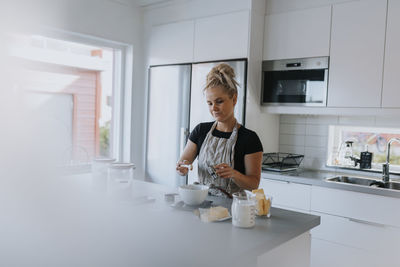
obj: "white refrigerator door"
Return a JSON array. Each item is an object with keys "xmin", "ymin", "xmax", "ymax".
[
  {"xmin": 146, "ymin": 64, "xmax": 191, "ymax": 187},
  {"xmin": 188, "ymin": 60, "xmax": 247, "ymax": 184}
]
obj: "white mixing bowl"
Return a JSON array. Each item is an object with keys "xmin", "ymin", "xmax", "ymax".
[{"xmin": 178, "ymin": 184, "xmax": 209, "ymax": 206}]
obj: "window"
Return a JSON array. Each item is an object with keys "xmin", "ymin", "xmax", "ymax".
[
  {"xmin": 8, "ymin": 31, "xmax": 132, "ymax": 166},
  {"xmin": 327, "ymin": 125, "xmax": 400, "ymax": 173}
]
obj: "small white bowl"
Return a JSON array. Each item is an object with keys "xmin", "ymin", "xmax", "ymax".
[{"xmin": 178, "ymin": 184, "xmax": 209, "ymax": 206}]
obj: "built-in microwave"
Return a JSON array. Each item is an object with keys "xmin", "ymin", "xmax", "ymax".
[{"xmin": 261, "ymin": 56, "xmax": 329, "ymax": 106}]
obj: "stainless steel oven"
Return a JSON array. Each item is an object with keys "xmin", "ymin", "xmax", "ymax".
[{"xmin": 261, "ymin": 56, "xmax": 329, "ymax": 106}]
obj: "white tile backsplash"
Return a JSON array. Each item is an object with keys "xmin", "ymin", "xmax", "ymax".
[
  {"xmin": 279, "ymin": 134, "xmax": 305, "ymax": 146},
  {"xmin": 280, "ymin": 114, "xmax": 307, "ymax": 124},
  {"xmin": 305, "ymin": 135, "xmax": 327, "ymax": 148},
  {"xmin": 338, "ymin": 116, "xmax": 376, "ymax": 126},
  {"xmin": 306, "ymin": 115, "xmax": 339, "ymax": 125},
  {"xmin": 305, "ymin": 147, "xmax": 327, "ymax": 159},
  {"xmin": 279, "ymin": 145, "xmax": 305, "ymax": 155},
  {"xmin": 374, "ymin": 116, "xmax": 400, "ymax": 127},
  {"xmin": 279, "ymin": 123, "xmax": 306, "ymax": 135},
  {"xmin": 306, "ymin": 124, "xmax": 328, "ymax": 136},
  {"xmin": 278, "ymin": 114, "xmax": 400, "ymax": 171}
]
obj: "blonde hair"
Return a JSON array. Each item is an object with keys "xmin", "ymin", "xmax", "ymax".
[{"xmin": 204, "ymin": 63, "xmax": 239, "ymax": 98}]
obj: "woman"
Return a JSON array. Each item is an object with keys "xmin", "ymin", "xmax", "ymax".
[{"xmin": 176, "ymin": 63, "xmax": 263, "ymax": 196}]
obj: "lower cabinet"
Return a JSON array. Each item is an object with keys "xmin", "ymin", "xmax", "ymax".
[
  {"xmin": 310, "ymin": 238, "xmax": 378, "ymax": 267},
  {"xmin": 311, "ymin": 186, "xmax": 400, "ymax": 227},
  {"xmin": 259, "ymin": 177, "xmax": 311, "ymax": 212},
  {"xmin": 260, "ymin": 177, "xmax": 400, "ymax": 267},
  {"xmin": 310, "ymin": 186, "xmax": 400, "ymax": 267}
]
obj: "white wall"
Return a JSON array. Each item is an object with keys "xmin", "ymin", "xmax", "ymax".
[{"xmin": 1, "ymin": 0, "xmax": 147, "ymax": 178}]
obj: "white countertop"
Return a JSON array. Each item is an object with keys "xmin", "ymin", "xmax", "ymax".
[
  {"xmin": 262, "ymin": 168, "xmax": 400, "ymax": 198},
  {"xmin": 0, "ymin": 173, "xmax": 319, "ymax": 267}
]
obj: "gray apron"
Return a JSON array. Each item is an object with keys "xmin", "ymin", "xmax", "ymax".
[{"xmin": 198, "ymin": 121, "xmax": 241, "ymax": 196}]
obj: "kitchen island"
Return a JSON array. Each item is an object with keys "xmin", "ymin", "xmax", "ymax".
[{"xmin": 0, "ymin": 173, "xmax": 320, "ymax": 267}]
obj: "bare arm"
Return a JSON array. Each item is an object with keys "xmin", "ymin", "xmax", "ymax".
[
  {"xmin": 215, "ymin": 151, "xmax": 262, "ymax": 191},
  {"xmin": 176, "ymin": 140, "xmax": 198, "ymax": 176}
]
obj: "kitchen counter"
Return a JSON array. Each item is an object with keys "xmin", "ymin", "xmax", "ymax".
[
  {"xmin": 262, "ymin": 168, "xmax": 400, "ymax": 198},
  {"xmin": 0, "ymin": 173, "xmax": 320, "ymax": 267}
]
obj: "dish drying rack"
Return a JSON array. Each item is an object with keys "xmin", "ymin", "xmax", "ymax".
[{"xmin": 262, "ymin": 152, "xmax": 304, "ymax": 172}]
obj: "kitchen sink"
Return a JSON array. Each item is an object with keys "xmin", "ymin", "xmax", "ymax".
[
  {"xmin": 382, "ymin": 181, "xmax": 400, "ymax": 190},
  {"xmin": 326, "ymin": 176, "xmax": 400, "ymax": 191}
]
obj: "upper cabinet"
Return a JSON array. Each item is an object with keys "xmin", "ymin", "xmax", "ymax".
[
  {"xmin": 263, "ymin": 6, "xmax": 331, "ymax": 60},
  {"xmin": 149, "ymin": 21, "xmax": 195, "ymax": 65},
  {"xmin": 327, "ymin": 0, "xmax": 387, "ymax": 108},
  {"xmin": 194, "ymin": 11, "xmax": 250, "ymax": 62},
  {"xmin": 148, "ymin": 11, "xmax": 250, "ymax": 65},
  {"xmin": 382, "ymin": 0, "xmax": 400, "ymax": 108}
]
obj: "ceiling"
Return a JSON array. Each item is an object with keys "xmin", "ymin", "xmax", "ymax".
[
  {"xmin": 110, "ymin": 0, "xmax": 174, "ymax": 7},
  {"xmin": 135, "ymin": 0, "xmax": 174, "ymax": 6}
]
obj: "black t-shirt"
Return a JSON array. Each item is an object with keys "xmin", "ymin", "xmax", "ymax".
[{"xmin": 189, "ymin": 122, "xmax": 263, "ymax": 174}]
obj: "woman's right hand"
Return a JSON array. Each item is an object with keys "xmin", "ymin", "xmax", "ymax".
[{"xmin": 176, "ymin": 160, "xmax": 192, "ymax": 176}]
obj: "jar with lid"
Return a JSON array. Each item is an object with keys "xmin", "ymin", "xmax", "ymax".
[{"xmin": 92, "ymin": 158, "xmax": 116, "ymax": 174}]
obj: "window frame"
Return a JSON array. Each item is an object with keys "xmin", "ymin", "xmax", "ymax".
[
  {"xmin": 327, "ymin": 125, "xmax": 400, "ymax": 174},
  {"xmin": 32, "ymin": 27, "xmax": 134, "ymax": 164}
]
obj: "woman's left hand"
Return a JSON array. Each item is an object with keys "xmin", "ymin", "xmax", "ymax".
[{"xmin": 214, "ymin": 163, "xmax": 237, "ymax": 179}]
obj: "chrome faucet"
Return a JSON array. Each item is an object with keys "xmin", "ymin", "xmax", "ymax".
[{"xmin": 382, "ymin": 138, "xmax": 400, "ymax": 183}]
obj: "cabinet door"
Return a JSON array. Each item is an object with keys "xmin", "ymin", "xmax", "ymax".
[
  {"xmin": 310, "ymin": 238, "xmax": 378, "ymax": 267},
  {"xmin": 263, "ymin": 6, "xmax": 331, "ymax": 60},
  {"xmin": 327, "ymin": 0, "xmax": 386, "ymax": 107},
  {"xmin": 259, "ymin": 178, "xmax": 311, "ymax": 212},
  {"xmin": 149, "ymin": 21, "xmax": 194, "ymax": 65},
  {"xmin": 382, "ymin": 0, "xmax": 400, "ymax": 107},
  {"xmin": 311, "ymin": 212, "xmax": 400, "ymax": 255},
  {"xmin": 311, "ymin": 186, "xmax": 400, "ymax": 228},
  {"xmin": 194, "ymin": 11, "xmax": 249, "ymax": 61}
]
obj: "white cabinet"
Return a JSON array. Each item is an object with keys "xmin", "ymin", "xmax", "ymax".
[
  {"xmin": 327, "ymin": 0, "xmax": 387, "ymax": 107},
  {"xmin": 259, "ymin": 177, "xmax": 311, "ymax": 212},
  {"xmin": 310, "ymin": 186, "xmax": 400, "ymax": 267},
  {"xmin": 311, "ymin": 186, "xmax": 400, "ymax": 227},
  {"xmin": 382, "ymin": 0, "xmax": 400, "ymax": 108},
  {"xmin": 149, "ymin": 11, "xmax": 249, "ymax": 64},
  {"xmin": 149, "ymin": 21, "xmax": 194, "ymax": 65},
  {"xmin": 310, "ymin": 238, "xmax": 378, "ymax": 267},
  {"xmin": 311, "ymin": 212, "xmax": 400, "ymax": 253},
  {"xmin": 194, "ymin": 11, "xmax": 250, "ymax": 61},
  {"xmin": 263, "ymin": 6, "xmax": 331, "ymax": 60}
]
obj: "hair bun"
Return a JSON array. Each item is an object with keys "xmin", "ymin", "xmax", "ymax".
[{"xmin": 205, "ymin": 63, "xmax": 239, "ymax": 97}]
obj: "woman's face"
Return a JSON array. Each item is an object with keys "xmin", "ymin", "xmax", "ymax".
[{"xmin": 205, "ymin": 86, "xmax": 237, "ymax": 123}]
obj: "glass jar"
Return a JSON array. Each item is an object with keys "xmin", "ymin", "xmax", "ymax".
[
  {"xmin": 91, "ymin": 158, "xmax": 115, "ymax": 193},
  {"xmin": 107, "ymin": 163, "xmax": 136, "ymax": 200},
  {"xmin": 92, "ymin": 158, "xmax": 115, "ymax": 174},
  {"xmin": 231, "ymin": 192, "xmax": 257, "ymax": 228},
  {"xmin": 108, "ymin": 163, "xmax": 135, "ymax": 180}
]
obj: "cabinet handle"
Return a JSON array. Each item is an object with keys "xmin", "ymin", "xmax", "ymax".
[
  {"xmin": 266, "ymin": 179, "xmax": 290, "ymax": 184},
  {"xmin": 348, "ymin": 218, "xmax": 386, "ymax": 228}
]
